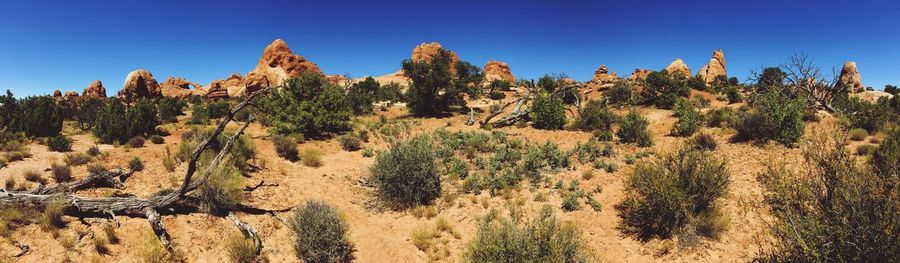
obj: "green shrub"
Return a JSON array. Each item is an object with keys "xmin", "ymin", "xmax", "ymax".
[
  {"xmin": 561, "ymin": 192, "xmax": 582, "ymax": 212},
  {"xmin": 290, "ymin": 200, "xmax": 355, "ymax": 263},
  {"xmin": 734, "ymin": 91, "xmax": 806, "ymax": 146},
  {"xmin": 8, "ymin": 96, "xmax": 63, "ymax": 137},
  {"xmin": 838, "ymin": 96, "xmax": 894, "ymax": 133},
  {"xmin": 339, "ymin": 134, "xmax": 362, "ymax": 151},
  {"xmin": 871, "ymin": 128, "xmax": 899, "ymax": 178},
  {"xmin": 706, "ymin": 107, "xmax": 735, "ymax": 128},
  {"xmin": 47, "ymin": 134, "xmax": 71, "ymax": 152},
  {"xmin": 348, "ymin": 77, "xmax": 379, "ymax": 115},
  {"xmin": 370, "ymin": 135, "xmax": 439, "ymax": 209},
  {"xmin": 724, "ymin": 86, "xmax": 742, "ymax": 104},
  {"xmin": 644, "ymin": 70, "xmax": 691, "ymax": 109},
  {"xmin": 51, "ymin": 163, "xmax": 72, "ymax": 183},
  {"xmin": 93, "ymin": 99, "xmax": 158, "ymax": 144},
  {"xmin": 150, "ymin": 135, "xmax": 164, "ymax": 144},
  {"xmin": 273, "ymin": 135, "xmax": 298, "ymax": 161},
  {"xmin": 464, "ymin": 206, "xmax": 593, "ymax": 262},
  {"xmin": 607, "ymin": 81, "xmax": 633, "ymax": 105},
  {"xmin": 576, "ymin": 99, "xmax": 618, "ymax": 132},
  {"xmin": 757, "ymin": 132, "xmax": 900, "ymax": 262},
  {"xmin": 691, "ymin": 132, "xmax": 718, "ymax": 151},
  {"xmin": 856, "ymin": 144, "xmax": 876, "ymax": 155},
  {"xmin": 672, "ymin": 98, "xmax": 701, "ymax": 136},
  {"xmin": 262, "ymin": 72, "xmax": 352, "ymax": 137},
  {"xmin": 617, "ymin": 110, "xmax": 652, "ymax": 147},
  {"xmin": 157, "ymin": 97, "xmax": 186, "ymax": 123},
  {"xmin": 189, "ymin": 103, "xmax": 211, "ymax": 124},
  {"xmin": 617, "ymin": 146, "xmax": 730, "ymax": 241},
  {"xmin": 177, "ymin": 127, "xmax": 256, "ymax": 172},
  {"xmin": 128, "ymin": 136, "xmax": 145, "ymax": 148},
  {"xmin": 403, "ymin": 49, "xmax": 482, "ymax": 116},
  {"xmin": 531, "ymin": 92, "xmax": 566, "ymax": 130},
  {"xmin": 206, "ymin": 100, "xmax": 231, "ymax": 119}
]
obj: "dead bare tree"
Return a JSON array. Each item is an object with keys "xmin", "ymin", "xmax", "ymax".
[
  {"xmin": 781, "ymin": 53, "xmax": 843, "ymax": 112},
  {"xmin": 0, "ymin": 87, "xmax": 283, "ymax": 258}
]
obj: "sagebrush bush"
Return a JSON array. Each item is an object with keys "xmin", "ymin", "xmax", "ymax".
[
  {"xmin": 576, "ymin": 99, "xmax": 618, "ymax": 132},
  {"xmin": 370, "ymin": 135, "xmax": 439, "ymax": 209},
  {"xmin": 691, "ymin": 132, "xmax": 718, "ymax": 151},
  {"xmin": 607, "ymin": 81, "xmax": 633, "ymax": 105},
  {"xmin": 757, "ymin": 131, "xmax": 900, "ymax": 262},
  {"xmin": 464, "ymin": 206, "xmax": 593, "ymax": 262},
  {"xmin": 128, "ymin": 136, "xmax": 145, "ymax": 148},
  {"xmin": 64, "ymin": 152, "xmax": 92, "ymax": 166},
  {"xmin": 51, "ymin": 163, "xmax": 72, "ymax": 183},
  {"xmin": 837, "ymin": 96, "xmax": 894, "ymax": 133},
  {"xmin": 86, "ymin": 145, "xmax": 101, "ymax": 156},
  {"xmin": 872, "ymin": 128, "xmax": 899, "ymax": 178},
  {"xmin": 531, "ymin": 92, "xmax": 567, "ymax": 130},
  {"xmin": 672, "ymin": 98, "xmax": 701, "ymax": 136},
  {"xmin": 150, "ymin": 135, "xmax": 164, "ymax": 144},
  {"xmin": 129, "ymin": 157, "xmax": 144, "ymax": 171},
  {"xmin": 263, "ymin": 72, "xmax": 352, "ymax": 137},
  {"xmin": 47, "ymin": 134, "xmax": 71, "ymax": 152},
  {"xmin": 273, "ymin": 135, "xmax": 298, "ymax": 161},
  {"xmin": 734, "ymin": 90, "xmax": 806, "ymax": 146},
  {"xmin": 705, "ymin": 107, "xmax": 735, "ymax": 128},
  {"xmin": 617, "ymin": 110, "xmax": 652, "ymax": 147},
  {"xmin": 301, "ymin": 148, "xmax": 323, "ymax": 167},
  {"xmin": 339, "ymin": 134, "xmax": 362, "ymax": 151},
  {"xmin": 290, "ymin": 200, "xmax": 355, "ymax": 263},
  {"xmin": 617, "ymin": 146, "xmax": 730, "ymax": 241}
]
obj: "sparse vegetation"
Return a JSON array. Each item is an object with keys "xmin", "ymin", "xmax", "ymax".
[
  {"xmin": 618, "ymin": 110, "xmax": 652, "ymax": 147},
  {"xmin": 128, "ymin": 135, "xmax": 145, "ymax": 148},
  {"xmin": 51, "ymin": 163, "xmax": 73, "ymax": 182},
  {"xmin": 273, "ymin": 135, "xmax": 299, "ymax": 161},
  {"xmin": 464, "ymin": 206, "xmax": 593, "ymax": 262},
  {"xmin": 290, "ymin": 200, "xmax": 355, "ymax": 263},
  {"xmin": 150, "ymin": 135, "xmax": 165, "ymax": 144},
  {"xmin": 370, "ymin": 135, "xmax": 439, "ymax": 209},
  {"xmin": 47, "ymin": 134, "xmax": 71, "ymax": 152},
  {"xmin": 339, "ymin": 134, "xmax": 362, "ymax": 151},
  {"xmin": 734, "ymin": 90, "xmax": 806, "ymax": 146},
  {"xmin": 301, "ymin": 148, "xmax": 323, "ymax": 167},
  {"xmin": 531, "ymin": 92, "xmax": 567, "ymax": 130},
  {"xmin": 224, "ymin": 231, "xmax": 259, "ymax": 263},
  {"xmin": 262, "ymin": 72, "xmax": 352, "ymax": 137},
  {"xmin": 129, "ymin": 157, "xmax": 144, "ymax": 171},
  {"xmin": 576, "ymin": 99, "xmax": 618, "ymax": 132}
]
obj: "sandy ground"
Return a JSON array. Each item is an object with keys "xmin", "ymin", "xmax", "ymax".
[{"xmin": 0, "ymin": 90, "xmax": 864, "ymax": 263}]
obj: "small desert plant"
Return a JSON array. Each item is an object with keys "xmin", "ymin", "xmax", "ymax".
[
  {"xmin": 290, "ymin": 200, "xmax": 355, "ymax": 263},
  {"xmin": 140, "ymin": 230, "xmax": 169, "ymax": 263},
  {"xmin": 370, "ymin": 135, "xmax": 439, "ymax": 209},
  {"xmin": 93, "ymin": 235, "xmax": 109, "ymax": 254},
  {"xmin": 128, "ymin": 136, "xmax": 145, "ymax": 148},
  {"xmin": 531, "ymin": 92, "xmax": 567, "ymax": 130},
  {"xmin": 672, "ymin": 98, "xmax": 701, "ymax": 136},
  {"xmin": 561, "ymin": 192, "xmax": 583, "ymax": 212},
  {"xmin": 86, "ymin": 145, "xmax": 101, "ymax": 156},
  {"xmin": 87, "ymin": 164, "xmax": 107, "ymax": 175},
  {"xmin": 41, "ymin": 198, "xmax": 66, "ymax": 229},
  {"xmin": 848, "ymin": 128, "xmax": 869, "ymax": 141},
  {"xmin": 705, "ymin": 107, "xmax": 735, "ymax": 128},
  {"xmin": 162, "ymin": 147, "xmax": 176, "ymax": 172},
  {"xmin": 196, "ymin": 156, "xmax": 243, "ymax": 213},
  {"xmin": 23, "ymin": 170, "xmax": 46, "ymax": 184},
  {"xmin": 273, "ymin": 135, "xmax": 299, "ymax": 161},
  {"xmin": 576, "ymin": 99, "xmax": 618, "ymax": 132},
  {"xmin": 224, "ymin": 231, "xmax": 259, "ymax": 263},
  {"xmin": 150, "ymin": 135, "xmax": 165, "ymax": 144},
  {"xmin": 617, "ymin": 110, "xmax": 652, "ymax": 147},
  {"xmin": 300, "ymin": 148, "xmax": 323, "ymax": 167},
  {"xmin": 51, "ymin": 163, "xmax": 73, "ymax": 183},
  {"xmin": 617, "ymin": 146, "xmax": 730, "ymax": 242},
  {"xmin": 872, "ymin": 128, "xmax": 899, "ymax": 179},
  {"xmin": 47, "ymin": 134, "xmax": 71, "ymax": 152},
  {"xmin": 64, "ymin": 152, "xmax": 92, "ymax": 166},
  {"xmin": 102, "ymin": 222, "xmax": 119, "ymax": 244},
  {"xmin": 339, "ymin": 134, "xmax": 362, "ymax": 151},
  {"xmin": 129, "ymin": 157, "xmax": 144, "ymax": 172},
  {"xmin": 856, "ymin": 144, "xmax": 877, "ymax": 155},
  {"xmin": 464, "ymin": 206, "xmax": 593, "ymax": 262},
  {"xmin": 691, "ymin": 132, "xmax": 718, "ymax": 151}
]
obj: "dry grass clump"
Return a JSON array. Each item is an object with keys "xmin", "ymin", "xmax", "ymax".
[
  {"xmin": 41, "ymin": 198, "xmax": 66, "ymax": 229},
  {"xmin": 23, "ymin": 169, "xmax": 47, "ymax": 184},
  {"xmin": 848, "ymin": 128, "xmax": 869, "ymax": 141},
  {"xmin": 51, "ymin": 163, "xmax": 73, "ymax": 183},
  {"xmin": 140, "ymin": 230, "xmax": 169, "ymax": 263},
  {"xmin": 464, "ymin": 206, "xmax": 594, "ymax": 262},
  {"xmin": 300, "ymin": 148, "xmax": 323, "ymax": 167},
  {"xmin": 273, "ymin": 135, "xmax": 299, "ymax": 161},
  {"xmin": 196, "ymin": 156, "xmax": 243, "ymax": 214},
  {"xmin": 289, "ymin": 199, "xmax": 355, "ymax": 263},
  {"xmin": 756, "ymin": 131, "xmax": 900, "ymax": 262},
  {"xmin": 127, "ymin": 136, "xmax": 145, "ymax": 148},
  {"xmin": 64, "ymin": 152, "xmax": 92, "ymax": 166},
  {"xmin": 102, "ymin": 222, "xmax": 119, "ymax": 244},
  {"xmin": 224, "ymin": 231, "xmax": 260, "ymax": 263},
  {"xmin": 616, "ymin": 145, "xmax": 730, "ymax": 243},
  {"xmin": 93, "ymin": 235, "xmax": 109, "ymax": 254},
  {"xmin": 691, "ymin": 132, "xmax": 718, "ymax": 151}
]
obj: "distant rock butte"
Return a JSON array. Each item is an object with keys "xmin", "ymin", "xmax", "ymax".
[
  {"xmin": 697, "ymin": 49, "xmax": 726, "ymax": 85},
  {"xmin": 665, "ymin": 58, "xmax": 692, "ymax": 78},
  {"xmin": 63, "ymin": 91, "xmax": 78, "ymax": 98},
  {"xmin": 203, "ymin": 39, "xmax": 322, "ymax": 97},
  {"xmin": 53, "ymin": 90, "xmax": 62, "ymax": 97},
  {"xmin": 586, "ymin": 65, "xmax": 619, "ymax": 90},
  {"xmin": 118, "ymin": 69, "xmax": 161, "ymax": 102},
  {"xmin": 82, "ymin": 80, "xmax": 107, "ymax": 97},
  {"xmin": 838, "ymin": 61, "xmax": 864, "ymax": 93},
  {"xmin": 483, "ymin": 60, "xmax": 515, "ymax": 84},
  {"xmin": 411, "ymin": 42, "xmax": 460, "ymax": 75}
]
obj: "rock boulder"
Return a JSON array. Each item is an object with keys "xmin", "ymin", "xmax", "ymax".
[
  {"xmin": 483, "ymin": 60, "xmax": 515, "ymax": 84},
  {"xmin": 118, "ymin": 69, "xmax": 161, "ymax": 101},
  {"xmin": 697, "ymin": 49, "xmax": 726, "ymax": 85},
  {"xmin": 665, "ymin": 58, "xmax": 692, "ymax": 78},
  {"xmin": 82, "ymin": 80, "xmax": 107, "ymax": 97},
  {"xmin": 837, "ymin": 61, "xmax": 864, "ymax": 93}
]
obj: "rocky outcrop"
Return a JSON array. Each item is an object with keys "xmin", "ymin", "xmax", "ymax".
[
  {"xmin": 854, "ymin": 90, "xmax": 893, "ymax": 104},
  {"xmin": 837, "ymin": 61, "xmax": 864, "ymax": 93},
  {"xmin": 204, "ymin": 79, "xmax": 230, "ymax": 99},
  {"xmin": 160, "ymin": 77, "xmax": 200, "ymax": 98},
  {"xmin": 249, "ymin": 39, "xmax": 322, "ymax": 89},
  {"xmin": 243, "ymin": 72, "xmax": 270, "ymax": 94},
  {"xmin": 630, "ymin": 68, "xmax": 652, "ymax": 80},
  {"xmin": 354, "ymin": 71, "xmax": 410, "ymax": 87},
  {"xmin": 53, "ymin": 90, "xmax": 62, "ymax": 97},
  {"xmin": 118, "ymin": 69, "xmax": 161, "ymax": 102},
  {"xmin": 665, "ymin": 58, "xmax": 692, "ymax": 78},
  {"xmin": 483, "ymin": 60, "xmax": 515, "ymax": 83},
  {"xmin": 63, "ymin": 91, "xmax": 79, "ymax": 98},
  {"xmin": 82, "ymin": 80, "xmax": 107, "ymax": 97},
  {"xmin": 697, "ymin": 49, "xmax": 726, "ymax": 85},
  {"xmin": 586, "ymin": 65, "xmax": 619, "ymax": 90},
  {"xmin": 410, "ymin": 42, "xmax": 460, "ymax": 75}
]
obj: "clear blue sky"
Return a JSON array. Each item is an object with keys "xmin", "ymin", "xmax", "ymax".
[{"xmin": 1, "ymin": 0, "xmax": 898, "ymax": 97}]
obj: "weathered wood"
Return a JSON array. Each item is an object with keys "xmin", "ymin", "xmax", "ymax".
[
  {"xmin": 227, "ymin": 212, "xmax": 262, "ymax": 256},
  {"xmin": 479, "ymin": 100, "xmax": 515, "ymax": 127},
  {"xmin": 146, "ymin": 209, "xmax": 173, "ymax": 250}
]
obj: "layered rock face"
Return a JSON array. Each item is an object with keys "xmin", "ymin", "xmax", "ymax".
[
  {"xmin": 697, "ymin": 49, "xmax": 726, "ymax": 85},
  {"xmin": 160, "ymin": 77, "xmax": 200, "ymax": 98},
  {"xmin": 82, "ymin": 80, "xmax": 107, "ymax": 97},
  {"xmin": 630, "ymin": 68, "xmax": 652, "ymax": 80},
  {"xmin": 665, "ymin": 58, "xmax": 692, "ymax": 78},
  {"xmin": 837, "ymin": 61, "xmax": 864, "ymax": 93},
  {"xmin": 118, "ymin": 69, "xmax": 161, "ymax": 101},
  {"xmin": 251, "ymin": 39, "xmax": 322, "ymax": 88},
  {"xmin": 63, "ymin": 91, "xmax": 79, "ymax": 98},
  {"xmin": 483, "ymin": 60, "xmax": 515, "ymax": 83}
]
